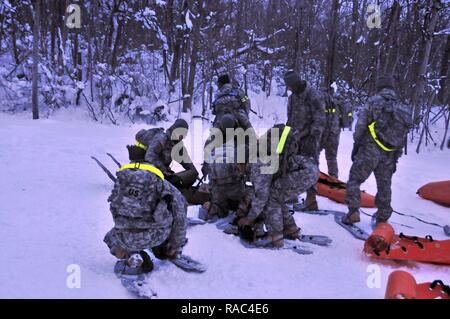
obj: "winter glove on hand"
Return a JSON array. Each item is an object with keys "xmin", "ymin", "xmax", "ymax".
[
  {"xmin": 167, "ymin": 174, "xmax": 182, "ymax": 187},
  {"xmin": 301, "ymin": 136, "xmax": 318, "ymax": 159}
]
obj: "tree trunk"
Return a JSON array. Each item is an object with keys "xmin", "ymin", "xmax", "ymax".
[
  {"xmin": 325, "ymin": 0, "xmax": 340, "ymax": 92},
  {"xmin": 32, "ymin": 0, "xmax": 40, "ymax": 120},
  {"xmin": 184, "ymin": 0, "xmax": 204, "ymax": 112},
  {"xmin": 438, "ymin": 35, "xmax": 450, "ymax": 104},
  {"xmin": 412, "ymin": 0, "xmax": 441, "ymax": 120}
]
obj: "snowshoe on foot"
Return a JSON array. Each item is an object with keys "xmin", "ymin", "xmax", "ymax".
[
  {"xmin": 198, "ymin": 202, "xmax": 219, "ymax": 223},
  {"xmin": 300, "ymin": 190, "xmax": 319, "ymax": 211},
  {"xmin": 283, "ymin": 225, "xmax": 301, "ymax": 240},
  {"xmin": 342, "ymin": 210, "xmax": 360, "ymax": 225},
  {"xmin": 253, "ymin": 233, "xmax": 284, "ymax": 248}
]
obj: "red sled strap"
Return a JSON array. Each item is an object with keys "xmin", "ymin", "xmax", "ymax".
[
  {"xmin": 364, "ymin": 223, "xmax": 450, "ymax": 265},
  {"xmin": 385, "ymin": 270, "xmax": 450, "ymax": 299}
]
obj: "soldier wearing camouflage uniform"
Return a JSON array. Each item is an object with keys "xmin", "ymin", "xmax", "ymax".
[
  {"xmin": 283, "ymin": 71, "xmax": 326, "ymax": 211},
  {"xmin": 200, "ymin": 114, "xmax": 251, "ymax": 221},
  {"xmin": 319, "ymin": 90, "xmax": 341, "ymax": 178},
  {"xmin": 238, "ymin": 125, "xmax": 320, "ymax": 248},
  {"xmin": 343, "ymin": 75, "xmax": 412, "ymax": 225},
  {"xmin": 104, "ymin": 145, "xmax": 188, "ymax": 274},
  {"xmin": 212, "ymin": 74, "xmax": 252, "ymax": 130},
  {"xmin": 136, "ymin": 119, "xmax": 199, "ymax": 194}
]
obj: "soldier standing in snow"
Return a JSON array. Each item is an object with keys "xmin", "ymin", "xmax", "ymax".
[
  {"xmin": 104, "ymin": 144, "xmax": 188, "ymax": 274},
  {"xmin": 212, "ymin": 74, "xmax": 252, "ymax": 130},
  {"xmin": 318, "ymin": 90, "xmax": 341, "ymax": 178},
  {"xmin": 237, "ymin": 125, "xmax": 319, "ymax": 247},
  {"xmin": 283, "ymin": 71, "xmax": 326, "ymax": 211},
  {"xmin": 342, "ymin": 75, "xmax": 413, "ymax": 225}
]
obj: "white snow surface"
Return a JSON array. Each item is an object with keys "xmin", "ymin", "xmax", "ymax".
[{"xmin": 0, "ymin": 98, "xmax": 449, "ymax": 299}]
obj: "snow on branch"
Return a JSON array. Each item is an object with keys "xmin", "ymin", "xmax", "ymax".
[{"xmin": 434, "ymin": 28, "xmax": 450, "ymax": 36}]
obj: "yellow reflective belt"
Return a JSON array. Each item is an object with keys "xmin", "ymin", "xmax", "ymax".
[
  {"xmin": 326, "ymin": 108, "xmax": 336, "ymax": 113},
  {"xmin": 276, "ymin": 126, "xmax": 292, "ymax": 154},
  {"xmin": 134, "ymin": 140, "xmax": 148, "ymax": 151},
  {"xmin": 119, "ymin": 163, "xmax": 165, "ymax": 180},
  {"xmin": 368, "ymin": 122, "xmax": 395, "ymax": 152}
]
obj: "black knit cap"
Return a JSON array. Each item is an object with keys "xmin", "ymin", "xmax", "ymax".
[
  {"xmin": 376, "ymin": 75, "xmax": 395, "ymax": 91},
  {"xmin": 170, "ymin": 118, "xmax": 189, "ymax": 130},
  {"xmin": 283, "ymin": 70, "xmax": 301, "ymax": 87},
  {"xmin": 218, "ymin": 74, "xmax": 231, "ymax": 87}
]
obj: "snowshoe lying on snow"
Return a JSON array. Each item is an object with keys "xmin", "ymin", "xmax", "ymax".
[{"xmin": 170, "ymin": 255, "xmax": 207, "ymax": 273}]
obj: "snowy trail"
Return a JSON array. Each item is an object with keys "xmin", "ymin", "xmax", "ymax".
[{"xmin": 0, "ymin": 111, "xmax": 449, "ymax": 298}]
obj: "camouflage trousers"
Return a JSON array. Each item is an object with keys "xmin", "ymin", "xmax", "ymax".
[
  {"xmin": 260, "ymin": 189, "xmax": 297, "ymax": 235},
  {"xmin": 346, "ymin": 142, "xmax": 398, "ymax": 221},
  {"xmin": 104, "ymin": 225, "xmax": 171, "ymax": 258},
  {"xmin": 320, "ymin": 131, "xmax": 340, "ymax": 178},
  {"xmin": 265, "ymin": 159, "xmax": 320, "ymax": 234},
  {"xmin": 209, "ymin": 182, "xmax": 250, "ymax": 218}
]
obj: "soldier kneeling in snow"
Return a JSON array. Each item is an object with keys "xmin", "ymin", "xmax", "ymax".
[
  {"xmin": 104, "ymin": 144, "xmax": 188, "ymax": 275},
  {"xmin": 237, "ymin": 125, "xmax": 319, "ymax": 248}
]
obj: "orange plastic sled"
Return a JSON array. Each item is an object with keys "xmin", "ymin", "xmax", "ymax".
[
  {"xmin": 317, "ymin": 172, "xmax": 376, "ymax": 208},
  {"xmin": 417, "ymin": 180, "xmax": 450, "ymax": 207},
  {"xmin": 385, "ymin": 270, "xmax": 450, "ymax": 299},
  {"xmin": 364, "ymin": 223, "xmax": 450, "ymax": 265}
]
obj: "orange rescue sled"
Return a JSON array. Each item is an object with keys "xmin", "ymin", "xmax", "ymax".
[
  {"xmin": 417, "ymin": 180, "xmax": 450, "ymax": 207},
  {"xmin": 364, "ymin": 222, "xmax": 450, "ymax": 265},
  {"xmin": 317, "ymin": 172, "xmax": 376, "ymax": 208},
  {"xmin": 385, "ymin": 270, "xmax": 450, "ymax": 299}
]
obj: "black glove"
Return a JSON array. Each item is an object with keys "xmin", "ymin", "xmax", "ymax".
[
  {"xmin": 301, "ymin": 136, "xmax": 317, "ymax": 158},
  {"xmin": 201, "ymin": 163, "xmax": 209, "ymax": 178},
  {"xmin": 351, "ymin": 144, "xmax": 359, "ymax": 162},
  {"xmin": 167, "ymin": 174, "xmax": 183, "ymax": 187}
]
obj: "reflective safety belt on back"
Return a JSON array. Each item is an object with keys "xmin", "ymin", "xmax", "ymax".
[
  {"xmin": 276, "ymin": 126, "xmax": 292, "ymax": 154},
  {"xmin": 134, "ymin": 140, "xmax": 148, "ymax": 151},
  {"xmin": 119, "ymin": 163, "xmax": 165, "ymax": 180},
  {"xmin": 368, "ymin": 121, "xmax": 396, "ymax": 152},
  {"xmin": 325, "ymin": 108, "xmax": 336, "ymax": 113}
]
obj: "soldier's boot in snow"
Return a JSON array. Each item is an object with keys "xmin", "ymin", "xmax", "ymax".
[
  {"xmin": 342, "ymin": 210, "xmax": 361, "ymax": 225},
  {"xmin": 371, "ymin": 212, "xmax": 389, "ymax": 228},
  {"xmin": 198, "ymin": 202, "xmax": 218, "ymax": 222},
  {"xmin": 283, "ymin": 225, "xmax": 301, "ymax": 240},
  {"xmin": 124, "ymin": 251, "xmax": 154, "ymax": 274},
  {"xmin": 254, "ymin": 222, "xmax": 265, "ymax": 238},
  {"xmin": 301, "ymin": 189, "xmax": 319, "ymax": 211},
  {"xmin": 254, "ymin": 233, "xmax": 284, "ymax": 248},
  {"xmin": 127, "ymin": 253, "xmax": 143, "ymax": 268}
]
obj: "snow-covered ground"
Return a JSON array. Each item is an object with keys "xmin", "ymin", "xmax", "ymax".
[{"xmin": 0, "ymin": 100, "xmax": 449, "ymax": 298}]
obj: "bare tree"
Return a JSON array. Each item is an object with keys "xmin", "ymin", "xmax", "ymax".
[{"xmin": 32, "ymin": 0, "xmax": 40, "ymax": 120}]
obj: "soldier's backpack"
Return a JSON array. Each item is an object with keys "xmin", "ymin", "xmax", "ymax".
[
  {"xmin": 109, "ymin": 167, "xmax": 164, "ymax": 224},
  {"xmin": 370, "ymin": 92, "xmax": 413, "ymax": 151},
  {"xmin": 212, "ymin": 88, "xmax": 248, "ymax": 117},
  {"xmin": 208, "ymin": 144, "xmax": 243, "ymax": 185}
]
